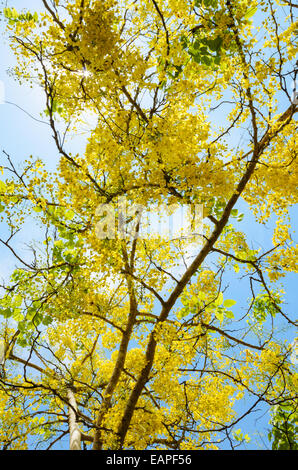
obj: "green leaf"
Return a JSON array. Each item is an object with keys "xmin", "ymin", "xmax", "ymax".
[
  {"xmin": 0, "ymin": 180, "xmax": 7, "ymax": 192},
  {"xmin": 194, "ymin": 54, "xmax": 202, "ymax": 64},
  {"xmin": 31, "ymin": 312, "xmax": 43, "ymax": 326},
  {"xmin": 226, "ymin": 310, "xmax": 235, "ymax": 319},
  {"xmin": 197, "ymin": 291, "xmax": 206, "ymax": 300},
  {"xmin": 1, "ymin": 308, "xmax": 13, "ymax": 318},
  {"xmin": 26, "ymin": 307, "xmax": 34, "ymax": 320},
  {"xmin": 223, "ymin": 299, "xmax": 237, "ymax": 308},
  {"xmin": 201, "ymin": 55, "xmax": 211, "ymax": 66},
  {"xmin": 64, "ymin": 249, "xmax": 75, "ymax": 263},
  {"xmin": 244, "ymin": 6, "xmax": 257, "ymax": 20},
  {"xmin": 215, "ymin": 309, "xmax": 224, "ymax": 322},
  {"xmin": 4, "ymin": 8, "xmax": 39, "ymax": 24},
  {"xmin": 233, "ymin": 428, "xmax": 244, "ymax": 441},
  {"xmin": 17, "ymin": 337, "xmax": 28, "ymax": 347},
  {"xmin": 214, "ymin": 292, "xmax": 223, "ymax": 306},
  {"xmin": 42, "ymin": 316, "xmax": 53, "ymax": 326},
  {"xmin": 12, "ymin": 8, "xmax": 19, "ymax": 18},
  {"xmin": 177, "ymin": 308, "xmax": 188, "ymax": 319},
  {"xmin": 65, "ymin": 209, "xmax": 75, "ymax": 220},
  {"xmin": 13, "ymin": 309, "xmax": 24, "ymax": 322},
  {"xmin": 3, "ymin": 8, "xmax": 12, "ymax": 18},
  {"xmin": 207, "ymin": 36, "xmax": 222, "ymax": 52},
  {"xmin": 14, "ymin": 294, "xmax": 23, "ymax": 307}
]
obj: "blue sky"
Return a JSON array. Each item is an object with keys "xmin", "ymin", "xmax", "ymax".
[{"xmin": 0, "ymin": 0, "xmax": 297, "ymax": 450}]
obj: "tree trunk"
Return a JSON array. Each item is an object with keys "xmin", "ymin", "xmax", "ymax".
[{"xmin": 67, "ymin": 388, "xmax": 81, "ymax": 450}]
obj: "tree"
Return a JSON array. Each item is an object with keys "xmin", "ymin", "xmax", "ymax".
[
  {"xmin": 268, "ymin": 400, "xmax": 298, "ymax": 450},
  {"xmin": 0, "ymin": 0, "xmax": 297, "ymax": 450}
]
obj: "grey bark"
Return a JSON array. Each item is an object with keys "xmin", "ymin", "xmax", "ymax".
[{"xmin": 67, "ymin": 388, "xmax": 81, "ymax": 450}]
